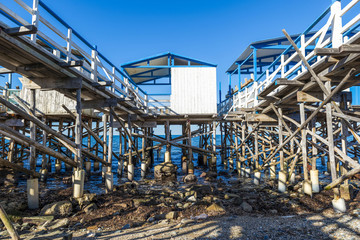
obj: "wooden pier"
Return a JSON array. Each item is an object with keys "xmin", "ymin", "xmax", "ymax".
[{"xmin": 0, "ymin": 0, "xmax": 360, "ymax": 227}]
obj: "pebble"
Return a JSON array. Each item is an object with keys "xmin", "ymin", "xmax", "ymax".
[
  {"xmin": 191, "ymin": 213, "xmax": 208, "ymax": 220},
  {"xmin": 122, "ymin": 224, "xmax": 131, "ymax": 230},
  {"xmin": 187, "ymin": 196, "xmax": 197, "ymax": 202},
  {"xmin": 241, "ymin": 201, "xmax": 253, "ymax": 212},
  {"xmin": 87, "ymin": 232, "xmax": 96, "ymax": 237}
]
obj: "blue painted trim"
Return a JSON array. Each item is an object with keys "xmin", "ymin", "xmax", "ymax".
[
  {"xmin": 124, "ymin": 65, "xmax": 212, "ymax": 68},
  {"xmin": 228, "ymin": 73, "xmax": 231, "ymax": 94},
  {"xmin": 121, "ymin": 52, "xmax": 217, "ymax": 68},
  {"xmin": 147, "ymin": 93, "xmax": 171, "ymax": 96}
]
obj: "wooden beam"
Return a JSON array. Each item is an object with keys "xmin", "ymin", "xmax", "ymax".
[
  {"xmin": 11, "ymin": 95, "xmax": 109, "ymax": 166},
  {"xmin": 82, "ymin": 98, "xmax": 118, "ymax": 109},
  {"xmin": 297, "ymin": 91, "xmax": 352, "ymax": 102},
  {"xmin": 315, "ymin": 44, "xmax": 360, "ymax": 56},
  {"xmin": 245, "ymin": 113, "xmax": 277, "ymax": 122},
  {"xmin": 1, "ymin": 119, "xmax": 24, "ymax": 127},
  {"xmin": 90, "ymin": 80, "xmax": 113, "ymax": 87},
  {"xmin": 109, "ymin": 108, "xmax": 143, "ymax": 161},
  {"xmin": 0, "ymin": 157, "xmax": 40, "ymax": 178},
  {"xmin": 260, "ymin": 64, "xmax": 355, "ymax": 169},
  {"xmin": 0, "ymin": 68, "xmax": 13, "ymax": 74},
  {"xmin": 59, "ymin": 60, "xmax": 83, "ymax": 68},
  {"xmin": 22, "ymin": 77, "xmax": 82, "ymax": 89},
  {"xmin": 3, "ymin": 25, "xmax": 37, "ymax": 36},
  {"xmin": 0, "ymin": 124, "xmax": 76, "ymax": 167}
]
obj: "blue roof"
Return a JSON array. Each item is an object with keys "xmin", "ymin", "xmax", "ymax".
[{"xmin": 121, "ymin": 52, "xmax": 217, "ymax": 84}]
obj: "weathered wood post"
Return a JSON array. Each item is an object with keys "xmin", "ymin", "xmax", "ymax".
[
  {"xmin": 102, "ymin": 114, "xmax": 108, "ymax": 179},
  {"xmin": 211, "ymin": 121, "xmax": 217, "ymax": 172},
  {"xmin": 229, "ymin": 123, "xmax": 234, "ymax": 170},
  {"xmin": 235, "ymin": 124, "xmax": 240, "ymax": 176},
  {"xmin": 27, "ymin": 89, "xmax": 39, "ymax": 209},
  {"xmin": 94, "ymin": 120, "xmax": 100, "ymax": 171},
  {"xmin": 85, "ymin": 119, "xmax": 92, "ymax": 174},
  {"xmin": 181, "ymin": 123, "xmax": 187, "ymax": 173},
  {"xmin": 254, "ymin": 127, "xmax": 261, "ymax": 185},
  {"xmin": 223, "ymin": 122, "xmax": 228, "ymax": 169},
  {"xmin": 105, "ymin": 114, "xmax": 114, "ymax": 192},
  {"xmin": 198, "ymin": 124, "xmax": 204, "ymax": 166},
  {"xmin": 73, "ymin": 88, "xmax": 85, "ymax": 198},
  {"xmin": 141, "ymin": 127, "xmax": 147, "ymax": 178},
  {"xmin": 340, "ymin": 97, "xmax": 351, "ymax": 200},
  {"xmin": 220, "ymin": 122, "xmax": 225, "ymax": 167},
  {"xmin": 40, "ymin": 117, "xmax": 48, "ymax": 182},
  {"xmin": 300, "ymin": 103, "xmax": 312, "ymax": 196},
  {"xmin": 310, "ymin": 118, "xmax": 320, "ymax": 193},
  {"xmin": 118, "ymin": 126, "xmax": 123, "ymax": 177},
  {"xmin": 164, "ymin": 121, "xmax": 171, "ymax": 163},
  {"xmin": 202, "ymin": 124, "xmax": 208, "ymax": 166},
  {"xmin": 127, "ymin": 116, "xmax": 134, "ymax": 181},
  {"xmin": 241, "ymin": 122, "xmax": 246, "ymax": 177},
  {"xmin": 187, "ymin": 120, "xmax": 194, "ymax": 174},
  {"xmin": 278, "ymin": 108, "xmax": 287, "ymax": 193}
]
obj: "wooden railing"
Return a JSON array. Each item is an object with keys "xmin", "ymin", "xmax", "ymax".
[
  {"xmin": 219, "ymin": 0, "xmax": 360, "ymax": 116},
  {"xmin": 0, "ymin": 0, "xmax": 166, "ymax": 115}
]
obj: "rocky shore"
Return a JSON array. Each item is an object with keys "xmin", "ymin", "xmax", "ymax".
[{"xmin": 1, "ymin": 170, "xmax": 360, "ymax": 239}]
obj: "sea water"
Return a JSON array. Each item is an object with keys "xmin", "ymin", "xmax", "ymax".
[{"xmin": 18, "ymin": 135, "xmax": 331, "ymax": 194}]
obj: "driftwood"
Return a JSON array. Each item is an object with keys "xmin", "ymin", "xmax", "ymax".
[{"xmin": 0, "ymin": 203, "xmax": 20, "ymax": 240}]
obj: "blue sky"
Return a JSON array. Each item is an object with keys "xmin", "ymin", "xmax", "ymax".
[
  {"xmin": 1, "ymin": 0, "xmax": 345, "ymax": 135},
  {"xmin": 7, "ymin": 0, "xmax": 332, "ymax": 98}
]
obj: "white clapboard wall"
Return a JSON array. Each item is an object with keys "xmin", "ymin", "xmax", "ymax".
[{"xmin": 170, "ymin": 67, "xmax": 217, "ymax": 114}]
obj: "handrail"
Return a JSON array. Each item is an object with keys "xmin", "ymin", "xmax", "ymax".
[
  {"xmin": 219, "ymin": 0, "xmax": 360, "ymax": 115},
  {"xmin": 1, "ymin": 0, "xmax": 159, "ymax": 113},
  {"xmin": 255, "ymin": 4, "xmax": 332, "ymax": 84}
]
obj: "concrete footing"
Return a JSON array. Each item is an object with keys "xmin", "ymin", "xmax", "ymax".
[
  {"xmin": 229, "ymin": 157, "xmax": 233, "ymax": 170},
  {"xmin": 240, "ymin": 167, "xmax": 245, "ymax": 177},
  {"xmin": 254, "ymin": 171, "xmax": 261, "ymax": 185},
  {"xmin": 141, "ymin": 162, "xmax": 147, "ymax": 178},
  {"xmin": 270, "ymin": 165, "xmax": 276, "ymax": 180},
  {"xmin": 332, "ymin": 198, "xmax": 347, "ymax": 213},
  {"xmin": 105, "ymin": 172, "xmax": 113, "ymax": 193},
  {"xmin": 236, "ymin": 161, "xmax": 241, "ymax": 176},
  {"xmin": 245, "ymin": 168, "xmax": 251, "ymax": 178},
  {"xmin": 303, "ymin": 180, "xmax": 312, "ymax": 196},
  {"xmin": 289, "ymin": 172, "xmax": 296, "ymax": 184},
  {"xmin": 278, "ymin": 170, "xmax": 287, "ymax": 193},
  {"xmin": 40, "ymin": 168, "xmax": 48, "ymax": 182},
  {"xmin": 164, "ymin": 151, "xmax": 171, "ymax": 163},
  {"xmin": 85, "ymin": 161, "xmax": 91, "ymax": 174},
  {"xmin": 128, "ymin": 164, "xmax": 134, "ymax": 181},
  {"xmin": 102, "ymin": 166, "xmax": 106, "ymax": 178},
  {"xmin": 181, "ymin": 156, "xmax": 187, "ymax": 174},
  {"xmin": 310, "ymin": 170, "xmax": 320, "ymax": 193},
  {"xmin": 55, "ymin": 163, "xmax": 61, "ymax": 173},
  {"xmin": 73, "ymin": 169, "xmax": 85, "ymax": 198},
  {"xmin": 203, "ymin": 155, "xmax": 208, "ymax": 166},
  {"xmin": 211, "ymin": 156, "xmax": 217, "ymax": 171},
  {"xmin": 27, "ymin": 178, "xmax": 39, "ymax": 209}
]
